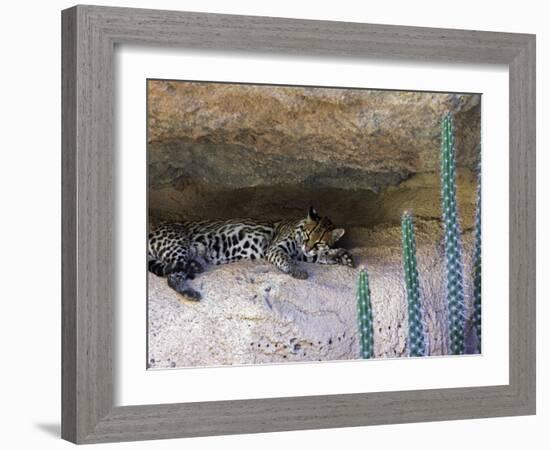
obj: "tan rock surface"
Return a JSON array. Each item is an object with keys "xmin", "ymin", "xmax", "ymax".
[
  {"xmin": 148, "ymin": 81, "xmax": 480, "ymax": 185},
  {"xmin": 147, "ymin": 80, "xmax": 480, "ymax": 225}
]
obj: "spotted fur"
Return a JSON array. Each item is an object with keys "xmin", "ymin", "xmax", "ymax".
[{"xmin": 148, "ymin": 207, "xmax": 353, "ymax": 300}]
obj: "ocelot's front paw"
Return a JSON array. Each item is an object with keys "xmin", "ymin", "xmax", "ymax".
[
  {"xmin": 335, "ymin": 249, "xmax": 354, "ymax": 268},
  {"xmin": 290, "ymin": 266, "xmax": 308, "ymax": 280},
  {"xmin": 320, "ymin": 248, "xmax": 354, "ymax": 267}
]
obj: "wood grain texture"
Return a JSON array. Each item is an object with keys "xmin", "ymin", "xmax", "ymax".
[
  {"xmin": 508, "ymin": 36, "xmax": 536, "ymax": 410},
  {"xmin": 61, "ymin": 7, "xmax": 77, "ymax": 443},
  {"xmin": 61, "ymin": 4, "xmax": 536, "ymax": 444}
]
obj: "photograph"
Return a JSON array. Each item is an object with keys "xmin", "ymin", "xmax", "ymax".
[
  {"xmin": 146, "ymin": 80, "xmax": 482, "ymax": 368},
  {"xmin": 1, "ymin": 0, "xmax": 542, "ymax": 446}
]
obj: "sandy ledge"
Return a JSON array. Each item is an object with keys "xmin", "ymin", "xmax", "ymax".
[{"xmin": 147, "ymin": 220, "xmax": 477, "ymax": 369}]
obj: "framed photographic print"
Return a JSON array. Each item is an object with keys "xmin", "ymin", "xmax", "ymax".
[{"xmin": 62, "ymin": 5, "xmax": 536, "ymax": 444}]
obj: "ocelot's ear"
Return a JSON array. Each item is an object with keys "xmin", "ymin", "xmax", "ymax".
[
  {"xmin": 331, "ymin": 228, "xmax": 345, "ymax": 243},
  {"xmin": 307, "ymin": 206, "xmax": 320, "ymax": 221}
]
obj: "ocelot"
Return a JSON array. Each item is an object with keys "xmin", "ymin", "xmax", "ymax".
[{"xmin": 148, "ymin": 207, "xmax": 354, "ymax": 301}]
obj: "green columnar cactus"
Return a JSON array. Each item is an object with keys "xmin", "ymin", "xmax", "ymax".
[
  {"xmin": 473, "ymin": 175, "xmax": 482, "ymax": 353},
  {"xmin": 401, "ymin": 212, "xmax": 427, "ymax": 357},
  {"xmin": 357, "ymin": 267, "xmax": 374, "ymax": 359},
  {"xmin": 440, "ymin": 114, "xmax": 466, "ymax": 355}
]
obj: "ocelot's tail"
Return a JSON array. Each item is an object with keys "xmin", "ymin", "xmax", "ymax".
[
  {"xmin": 147, "ymin": 254, "xmax": 191, "ymax": 277},
  {"xmin": 148, "ymin": 258, "xmax": 171, "ymax": 276}
]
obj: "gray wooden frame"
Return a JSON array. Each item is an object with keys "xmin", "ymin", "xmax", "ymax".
[{"xmin": 62, "ymin": 4, "xmax": 536, "ymax": 444}]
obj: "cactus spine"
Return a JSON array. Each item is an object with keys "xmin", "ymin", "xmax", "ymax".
[
  {"xmin": 440, "ymin": 114, "xmax": 466, "ymax": 355},
  {"xmin": 401, "ymin": 212, "xmax": 427, "ymax": 357},
  {"xmin": 473, "ymin": 173, "xmax": 482, "ymax": 353},
  {"xmin": 357, "ymin": 267, "xmax": 374, "ymax": 359}
]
